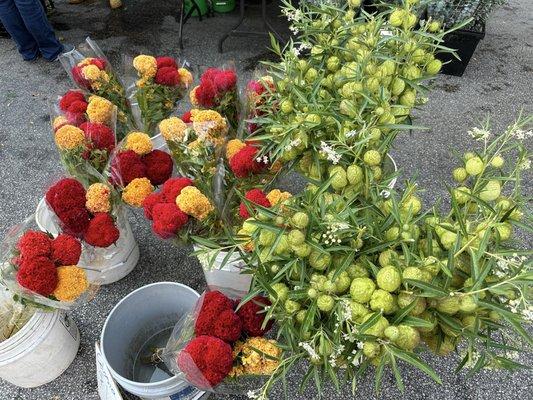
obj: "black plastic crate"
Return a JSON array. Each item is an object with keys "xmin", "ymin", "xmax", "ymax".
[{"xmin": 437, "ymin": 25, "xmax": 485, "ymax": 77}]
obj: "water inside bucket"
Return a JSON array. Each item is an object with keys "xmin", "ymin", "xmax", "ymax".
[{"xmin": 132, "ymin": 327, "xmax": 174, "ymax": 383}]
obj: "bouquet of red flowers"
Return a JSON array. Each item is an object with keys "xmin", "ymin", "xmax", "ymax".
[
  {"xmin": 109, "ymin": 131, "xmax": 174, "ymax": 207},
  {"xmin": 51, "ymin": 91, "xmax": 117, "ymax": 184},
  {"xmin": 190, "ymin": 66, "xmax": 240, "ymax": 131},
  {"xmin": 0, "ymin": 216, "xmax": 98, "ymax": 309},
  {"xmin": 162, "ymin": 290, "xmax": 280, "ymax": 393},
  {"xmin": 59, "ymin": 37, "xmax": 134, "ymax": 139},
  {"xmin": 244, "ymin": 75, "xmax": 275, "ymax": 135},
  {"xmin": 130, "ymin": 55, "xmax": 193, "ymax": 135}
]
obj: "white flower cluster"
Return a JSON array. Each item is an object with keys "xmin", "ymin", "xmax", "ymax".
[
  {"xmin": 247, "ymin": 389, "xmax": 267, "ymax": 400},
  {"xmin": 494, "ymin": 254, "xmax": 526, "ymax": 278},
  {"xmin": 320, "ymin": 141, "xmax": 341, "ymax": 164},
  {"xmin": 255, "ymin": 155, "xmax": 269, "ymax": 164},
  {"xmin": 518, "ymin": 158, "xmax": 531, "ymax": 170},
  {"xmin": 345, "ymin": 130, "xmax": 358, "ymax": 138},
  {"xmin": 299, "ymin": 341, "xmax": 320, "ymax": 361},
  {"xmin": 511, "ymin": 128, "xmax": 533, "ymax": 140},
  {"xmin": 284, "ymin": 138, "xmax": 302, "ymax": 152},
  {"xmin": 467, "ymin": 127, "xmax": 491, "ymax": 141},
  {"xmin": 328, "ymin": 344, "xmax": 345, "ymax": 368}
]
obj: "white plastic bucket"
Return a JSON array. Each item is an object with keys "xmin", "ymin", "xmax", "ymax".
[
  {"xmin": 35, "ymin": 198, "xmax": 139, "ymax": 285},
  {"xmin": 151, "ymin": 134, "xmax": 169, "ymax": 152},
  {"xmin": 100, "ymin": 282, "xmax": 201, "ymax": 399},
  {"xmin": 194, "ymin": 246, "xmax": 252, "ymax": 298},
  {"xmin": 0, "ymin": 310, "xmax": 80, "ymax": 388}
]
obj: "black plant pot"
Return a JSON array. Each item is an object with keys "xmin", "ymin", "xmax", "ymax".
[{"xmin": 437, "ymin": 25, "xmax": 485, "ymax": 77}]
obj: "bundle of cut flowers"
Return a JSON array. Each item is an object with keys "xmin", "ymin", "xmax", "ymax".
[
  {"xmin": 0, "ymin": 217, "xmax": 98, "ymax": 309},
  {"xmin": 253, "ymin": 0, "xmax": 464, "ymax": 198},
  {"xmin": 162, "ymin": 290, "xmax": 281, "ymax": 392},
  {"xmin": 45, "ymin": 178, "xmax": 122, "ymax": 249},
  {"xmin": 190, "ymin": 66, "xmax": 240, "ymax": 131},
  {"xmin": 0, "ymin": 288, "xmax": 36, "ymax": 341},
  {"xmin": 131, "ymin": 55, "xmax": 193, "ymax": 134},
  {"xmin": 244, "ymin": 75, "xmax": 276, "ymax": 135},
  {"xmin": 212, "ymin": 116, "xmax": 532, "ymax": 398},
  {"xmin": 52, "ymin": 91, "xmax": 117, "ymax": 183},
  {"xmin": 59, "ymin": 37, "xmax": 134, "ymax": 139},
  {"xmin": 142, "ymin": 110, "xmax": 287, "ymax": 250},
  {"xmin": 109, "ymin": 131, "xmax": 174, "ymax": 207}
]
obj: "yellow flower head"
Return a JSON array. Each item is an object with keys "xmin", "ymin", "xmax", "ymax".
[
  {"xmin": 86, "ymin": 183, "xmax": 111, "ymax": 213},
  {"xmin": 266, "ymin": 189, "xmax": 292, "ymax": 206},
  {"xmin": 122, "ymin": 177, "xmax": 154, "ymax": 207},
  {"xmin": 53, "ymin": 266, "xmax": 89, "ymax": 302},
  {"xmin": 190, "ymin": 109, "xmax": 227, "ymax": 143},
  {"xmin": 82, "ymin": 64, "xmax": 103, "ymax": 81},
  {"xmin": 133, "ymin": 55, "xmax": 157, "ymax": 79},
  {"xmin": 86, "ymin": 96, "xmax": 115, "ymax": 124},
  {"xmin": 77, "ymin": 58, "xmax": 96, "ymax": 67},
  {"xmin": 55, "ymin": 125, "xmax": 85, "ymax": 150},
  {"xmin": 53, "ymin": 116, "xmax": 68, "ymax": 131},
  {"xmin": 226, "ymin": 139, "xmax": 246, "ymax": 160},
  {"xmin": 189, "ymin": 86, "xmax": 200, "ymax": 106},
  {"xmin": 230, "ymin": 337, "xmax": 281, "ymax": 377},
  {"xmin": 176, "ymin": 186, "xmax": 214, "ymax": 220},
  {"xmin": 178, "ymin": 68, "xmax": 193, "ymax": 86},
  {"xmin": 125, "ymin": 131, "xmax": 153, "ymax": 155},
  {"xmin": 159, "ymin": 117, "xmax": 187, "ymax": 142}
]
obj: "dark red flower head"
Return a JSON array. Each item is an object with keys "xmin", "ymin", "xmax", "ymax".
[
  {"xmin": 151, "ymin": 203, "xmax": 188, "ymax": 238},
  {"xmin": 195, "ymin": 291, "xmax": 242, "ymax": 342},
  {"xmin": 161, "ymin": 177, "xmax": 194, "ymax": 202},
  {"xmin": 156, "ymin": 56, "xmax": 178, "ymax": 69},
  {"xmin": 84, "ymin": 213, "xmax": 120, "ymax": 248},
  {"xmin": 17, "ymin": 231, "xmax": 52, "ymax": 260},
  {"xmin": 237, "ymin": 296, "xmax": 273, "ymax": 337},
  {"xmin": 51, "ymin": 234, "xmax": 82, "ymax": 266},
  {"xmin": 57, "ymin": 208, "xmax": 91, "ymax": 237},
  {"xmin": 194, "ymin": 79, "xmax": 217, "ymax": 108},
  {"xmin": 229, "ymin": 145, "xmax": 267, "ymax": 178},
  {"xmin": 142, "ymin": 191, "xmax": 164, "ymax": 220},
  {"xmin": 177, "ymin": 335, "xmax": 233, "ymax": 388},
  {"xmin": 111, "ymin": 150, "xmax": 147, "ymax": 186},
  {"xmin": 71, "ymin": 66, "xmax": 91, "ymax": 89},
  {"xmin": 80, "ymin": 122, "xmax": 115, "ymax": 153},
  {"xmin": 46, "ymin": 178, "xmax": 87, "ymax": 216},
  {"xmin": 16, "ymin": 256, "xmax": 58, "ymax": 297},
  {"xmin": 155, "ymin": 67, "xmax": 181, "ymax": 86},
  {"xmin": 142, "ymin": 150, "xmax": 173, "ymax": 186},
  {"xmin": 213, "ymin": 70, "xmax": 237, "ymax": 92},
  {"xmin": 87, "ymin": 58, "xmax": 107, "ymax": 70},
  {"xmin": 239, "ymin": 189, "xmax": 271, "ymax": 219},
  {"xmin": 59, "ymin": 90, "xmax": 88, "ymax": 113},
  {"xmin": 181, "ymin": 110, "xmax": 192, "ymax": 123}
]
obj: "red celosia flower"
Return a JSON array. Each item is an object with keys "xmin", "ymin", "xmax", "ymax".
[
  {"xmin": 156, "ymin": 56, "xmax": 178, "ymax": 69},
  {"xmin": 59, "ymin": 90, "xmax": 86, "ymax": 112},
  {"xmin": 229, "ymin": 145, "xmax": 266, "ymax": 178},
  {"xmin": 51, "ymin": 234, "xmax": 82, "ymax": 266},
  {"xmin": 155, "ymin": 67, "xmax": 181, "ymax": 86},
  {"xmin": 17, "ymin": 231, "xmax": 52, "ymax": 260},
  {"xmin": 237, "ymin": 296, "xmax": 273, "ymax": 337},
  {"xmin": 80, "ymin": 122, "xmax": 115, "ymax": 153},
  {"xmin": 46, "ymin": 178, "xmax": 87, "ymax": 215},
  {"xmin": 87, "ymin": 58, "xmax": 107, "ymax": 70},
  {"xmin": 84, "ymin": 213, "xmax": 120, "ymax": 248},
  {"xmin": 71, "ymin": 66, "xmax": 91, "ymax": 89},
  {"xmin": 181, "ymin": 110, "xmax": 192, "ymax": 123},
  {"xmin": 151, "ymin": 203, "xmax": 188, "ymax": 238},
  {"xmin": 195, "ymin": 79, "xmax": 217, "ymax": 108},
  {"xmin": 142, "ymin": 192, "xmax": 164, "ymax": 220},
  {"xmin": 247, "ymin": 80, "xmax": 264, "ymax": 96},
  {"xmin": 142, "ymin": 150, "xmax": 173, "ymax": 186},
  {"xmin": 213, "ymin": 70, "xmax": 237, "ymax": 92},
  {"xmin": 111, "ymin": 150, "xmax": 147, "ymax": 186},
  {"xmin": 178, "ymin": 335, "xmax": 233, "ymax": 388},
  {"xmin": 239, "ymin": 189, "xmax": 271, "ymax": 219},
  {"xmin": 57, "ymin": 208, "xmax": 91, "ymax": 237},
  {"xmin": 195, "ymin": 291, "xmax": 242, "ymax": 342},
  {"xmin": 161, "ymin": 177, "xmax": 193, "ymax": 202},
  {"xmin": 16, "ymin": 256, "xmax": 58, "ymax": 296},
  {"xmin": 67, "ymin": 100, "xmax": 89, "ymax": 114}
]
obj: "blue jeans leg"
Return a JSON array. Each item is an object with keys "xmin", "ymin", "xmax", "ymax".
[{"xmin": 0, "ymin": 0, "xmax": 39, "ymax": 60}]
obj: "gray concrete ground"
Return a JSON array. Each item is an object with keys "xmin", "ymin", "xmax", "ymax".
[{"xmin": 0, "ymin": 0, "xmax": 532, "ymax": 399}]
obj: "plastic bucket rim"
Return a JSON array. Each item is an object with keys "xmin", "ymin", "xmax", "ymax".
[{"xmin": 100, "ymin": 282, "xmax": 200, "ymax": 388}]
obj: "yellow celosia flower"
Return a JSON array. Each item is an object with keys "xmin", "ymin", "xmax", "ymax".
[
  {"xmin": 55, "ymin": 125, "xmax": 85, "ymax": 150},
  {"xmin": 190, "ymin": 109, "xmax": 227, "ymax": 143},
  {"xmin": 53, "ymin": 266, "xmax": 88, "ymax": 302},
  {"xmin": 122, "ymin": 178, "xmax": 154, "ymax": 207},
  {"xmin": 86, "ymin": 183, "xmax": 111, "ymax": 213},
  {"xmin": 266, "ymin": 189, "xmax": 292, "ymax": 206},
  {"xmin": 133, "ymin": 55, "xmax": 157, "ymax": 79},
  {"xmin": 229, "ymin": 337, "xmax": 281, "ymax": 377},
  {"xmin": 189, "ymin": 86, "xmax": 200, "ymax": 106},
  {"xmin": 178, "ymin": 68, "xmax": 193, "ymax": 86},
  {"xmin": 125, "ymin": 131, "xmax": 153, "ymax": 155},
  {"xmin": 77, "ymin": 58, "xmax": 96, "ymax": 67},
  {"xmin": 226, "ymin": 139, "xmax": 246, "ymax": 160},
  {"xmin": 175, "ymin": 186, "xmax": 214, "ymax": 220},
  {"xmin": 53, "ymin": 116, "xmax": 68, "ymax": 131},
  {"xmin": 86, "ymin": 96, "xmax": 115, "ymax": 124},
  {"xmin": 82, "ymin": 64, "xmax": 102, "ymax": 81},
  {"xmin": 159, "ymin": 117, "xmax": 187, "ymax": 141}
]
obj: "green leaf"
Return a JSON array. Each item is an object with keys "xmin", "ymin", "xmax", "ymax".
[
  {"xmin": 389, "ymin": 347, "xmax": 442, "ymax": 384},
  {"xmin": 405, "ymin": 279, "xmax": 449, "ymax": 297}
]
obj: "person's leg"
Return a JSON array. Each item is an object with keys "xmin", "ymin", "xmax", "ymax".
[
  {"xmin": 13, "ymin": 0, "xmax": 63, "ymax": 60},
  {"xmin": 0, "ymin": 0, "xmax": 39, "ymax": 60}
]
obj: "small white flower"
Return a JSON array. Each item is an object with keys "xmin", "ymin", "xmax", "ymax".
[
  {"xmin": 345, "ymin": 130, "xmax": 357, "ymax": 138},
  {"xmin": 380, "ymin": 189, "xmax": 391, "ymax": 198},
  {"xmin": 299, "ymin": 341, "xmax": 320, "ymax": 361},
  {"xmin": 320, "ymin": 141, "xmax": 341, "ymax": 165},
  {"xmin": 519, "ymin": 158, "xmax": 531, "ymax": 170},
  {"xmin": 467, "ymin": 127, "xmax": 491, "ymax": 141}
]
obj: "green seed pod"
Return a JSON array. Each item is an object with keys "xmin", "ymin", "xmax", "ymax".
[
  {"xmin": 479, "ymin": 180, "xmax": 501, "ymax": 202},
  {"xmin": 389, "ymin": 9, "xmax": 404, "ymax": 27},
  {"xmin": 350, "ymin": 277, "xmax": 376, "ymax": 303},
  {"xmin": 426, "ymin": 59, "xmax": 442, "ymax": 75},
  {"xmin": 436, "ymin": 296, "xmax": 460, "ymax": 315},
  {"xmin": 291, "ymin": 212, "xmax": 310, "ymax": 229},
  {"xmin": 271, "ymin": 283, "xmax": 289, "ymax": 302},
  {"xmin": 293, "ymin": 243, "xmax": 312, "ymax": 258},
  {"xmin": 259, "ymin": 229, "xmax": 276, "ymax": 246},
  {"xmin": 361, "ymin": 314, "xmax": 390, "ymax": 337},
  {"xmin": 370, "ymin": 289, "xmax": 397, "ymax": 314},
  {"xmin": 309, "ymin": 251, "xmax": 331, "ymax": 271},
  {"xmin": 402, "ymin": 267, "xmax": 423, "ymax": 281},
  {"xmin": 453, "ymin": 186, "xmax": 471, "ymax": 204},
  {"xmin": 452, "ymin": 167, "xmax": 468, "ymax": 182},
  {"xmin": 349, "ymin": 301, "xmax": 370, "ymax": 322},
  {"xmin": 280, "ymin": 100, "xmax": 293, "ymax": 114},
  {"xmin": 274, "ymin": 235, "xmax": 291, "ymax": 255},
  {"xmin": 427, "ymin": 21, "xmax": 441, "ymax": 32},
  {"xmin": 458, "ymin": 296, "xmax": 477, "ymax": 313},
  {"xmin": 346, "ymin": 164, "xmax": 364, "ymax": 185},
  {"xmin": 385, "ymin": 227, "xmax": 400, "ymax": 241},
  {"xmin": 307, "ymin": 287, "xmax": 318, "ymax": 299},
  {"xmin": 440, "ymin": 231, "xmax": 458, "ymax": 250},
  {"xmin": 296, "ymin": 310, "xmax": 307, "ymax": 324},
  {"xmin": 376, "ymin": 266, "xmax": 402, "ymax": 292},
  {"xmin": 347, "ymin": 263, "xmax": 369, "ymax": 279},
  {"xmin": 496, "ymin": 223, "xmax": 512, "ymax": 241},
  {"xmin": 384, "ymin": 326, "xmax": 400, "ymax": 341},
  {"xmin": 391, "ymin": 77, "xmax": 406, "ymax": 96},
  {"xmin": 491, "ymin": 155, "xmax": 505, "ymax": 168},
  {"xmin": 330, "ymin": 166, "xmax": 348, "ymax": 190},
  {"xmin": 288, "ymin": 229, "xmax": 305, "ymax": 246},
  {"xmin": 317, "ymin": 294, "xmax": 335, "ymax": 312},
  {"xmin": 285, "ymin": 299, "xmax": 301, "ymax": 314},
  {"xmin": 378, "ymin": 249, "xmax": 398, "ymax": 267},
  {"xmin": 362, "ymin": 341, "xmax": 380, "ymax": 358},
  {"xmin": 395, "ymin": 325, "xmax": 420, "ymax": 350},
  {"xmin": 465, "ymin": 157, "xmax": 484, "ymax": 175}
]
